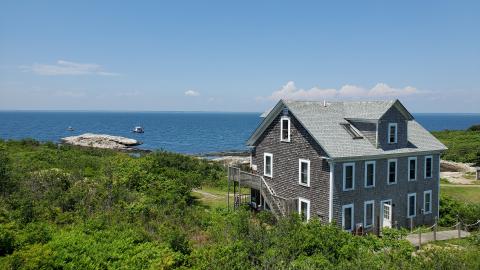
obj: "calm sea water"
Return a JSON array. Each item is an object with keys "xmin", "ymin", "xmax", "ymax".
[{"xmin": 0, "ymin": 112, "xmax": 479, "ymax": 154}]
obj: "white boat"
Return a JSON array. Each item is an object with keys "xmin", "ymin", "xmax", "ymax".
[
  {"xmin": 67, "ymin": 126, "xmax": 74, "ymax": 131},
  {"xmin": 132, "ymin": 126, "xmax": 144, "ymax": 133}
]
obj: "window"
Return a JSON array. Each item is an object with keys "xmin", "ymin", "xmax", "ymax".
[
  {"xmin": 388, "ymin": 123, "xmax": 398, "ymax": 144},
  {"xmin": 424, "ymin": 190, "xmax": 432, "ymax": 214},
  {"xmin": 364, "ymin": 161, "xmax": 375, "ymax": 188},
  {"xmin": 424, "ymin": 156, "xmax": 433, "ymax": 179},
  {"xmin": 387, "ymin": 159, "xmax": 397, "ymax": 185},
  {"xmin": 264, "ymin": 153, "xmax": 273, "ymax": 177},
  {"xmin": 342, "ymin": 204, "xmax": 354, "ymax": 231},
  {"xmin": 280, "ymin": 116, "xmax": 290, "ymax": 142},
  {"xmin": 298, "ymin": 198, "xmax": 310, "ymax": 221},
  {"xmin": 407, "ymin": 193, "xmax": 416, "ymax": 218},
  {"xmin": 364, "ymin": 200, "xmax": 375, "ymax": 228},
  {"xmin": 343, "ymin": 163, "xmax": 355, "ymax": 191},
  {"xmin": 408, "ymin": 157, "xmax": 417, "ymax": 181},
  {"xmin": 298, "ymin": 159, "xmax": 310, "ymax": 186}
]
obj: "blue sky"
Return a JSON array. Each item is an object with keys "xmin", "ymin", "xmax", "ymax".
[{"xmin": 0, "ymin": 1, "xmax": 479, "ymax": 112}]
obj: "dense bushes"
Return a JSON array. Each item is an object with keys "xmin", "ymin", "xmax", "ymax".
[
  {"xmin": 467, "ymin": 124, "xmax": 480, "ymax": 132},
  {"xmin": 0, "ymin": 140, "xmax": 479, "ymax": 269},
  {"xmin": 432, "ymin": 127, "xmax": 480, "ymax": 164},
  {"xmin": 439, "ymin": 194, "xmax": 480, "ymax": 227}
]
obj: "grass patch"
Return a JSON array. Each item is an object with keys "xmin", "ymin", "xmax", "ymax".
[
  {"xmin": 429, "ymin": 233, "xmax": 480, "ymax": 249},
  {"xmin": 192, "ymin": 186, "xmax": 251, "ymax": 209},
  {"xmin": 441, "ymin": 185, "xmax": 480, "ymax": 204},
  {"xmin": 440, "ymin": 178, "xmax": 450, "ymax": 184}
]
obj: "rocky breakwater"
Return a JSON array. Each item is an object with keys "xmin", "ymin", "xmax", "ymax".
[{"xmin": 62, "ymin": 133, "xmax": 143, "ymax": 151}]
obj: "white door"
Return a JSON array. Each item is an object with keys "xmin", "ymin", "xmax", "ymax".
[{"xmin": 382, "ymin": 202, "xmax": 392, "ymax": 228}]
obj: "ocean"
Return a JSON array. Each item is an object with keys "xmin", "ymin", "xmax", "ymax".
[{"xmin": 0, "ymin": 111, "xmax": 479, "ymax": 154}]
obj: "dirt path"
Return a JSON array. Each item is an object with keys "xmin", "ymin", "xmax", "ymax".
[
  {"xmin": 407, "ymin": 230, "xmax": 470, "ymax": 247},
  {"xmin": 441, "ymin": 171, "xmax": 477, "ymax": 185},
  {"xmin": 440, "ymin": 184, "xmax": 480, "ymax": 187},
  {"xmin": 192, "ymin": 189, "xmax": 221, "ymax": 199}
]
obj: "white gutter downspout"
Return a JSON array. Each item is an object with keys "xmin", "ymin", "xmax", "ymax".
[
  {"xmin": 328, "ymin": 161, "xmax": 334, "ymax": 223},
  {"xmin": 437, "ymin": 155, "xmax": 441, "ymax": 218}
]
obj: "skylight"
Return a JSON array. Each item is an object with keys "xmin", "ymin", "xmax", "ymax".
[{"xmin": 341, "ymin": 123, "xmax": 363, "ymax": 139}]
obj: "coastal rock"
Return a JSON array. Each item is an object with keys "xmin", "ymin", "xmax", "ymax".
[
  {"xmin": 211, "ymin": 156, "xmax": 250, "ymax": 167},
  {"xmin": 440, "ymin": 160, "xmax": 476, "ymax": 173},
  {"xmin": 61, "ymin": 133, "xmax": 141, "ymax": 150}
]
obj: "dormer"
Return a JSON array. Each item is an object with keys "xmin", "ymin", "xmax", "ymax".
[
  {"xmin": 377, "ymin": 104, "xmax": 412, "ymax": 150},
  {"xmin": 347, "ymin": 100, "xmax": 413, "ymax": 150}
]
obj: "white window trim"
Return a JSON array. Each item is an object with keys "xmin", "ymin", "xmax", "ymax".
[
  {"xmin": 408, "ymin": 157, "xmax": 417, "ymax": 181},
  {"xmin": 342, "ymin": 203, "xmax": 354, "ymax": 231},
  {"xmin": 298, "ymin": 159, "xmax": 310, "ymax": 187},
  {"xmin": 387, "ymin": 159, "xmax": 397, "ymax": 185},
  {"xmin": 364, "ymin": 161, "xmax": 376, "ymax": 188},
  {"xmin": 298, "ymin": 197, "xmax": 310, "ymax": 221},
  {"xmin": 407, "ymin": 193, "xmax": 417, "ymax": 218},
  {"xmin": 424, "ymin": 155, "xmax": 433, "ymax": 179},
  {"xmin": 280, "ymin": 116, "xmax": 291, "ymax": 142},
  {"xmin": 388, "ymin": 123, "xmax": 398, "ymax": 144},
  {"xmin": 364, "ymin": 200, "xmax": 375, "ymax": 228},
  {"xmin": 343, "ymin": 162, "xmax": 355, "ymax": 191},
  {"xmin": 424, "ymin": 190, "xmax": 432, "ymax": 214},
  {"xmin": 263, "ymin": 153, "xmax": 273, "ymax": 177}
]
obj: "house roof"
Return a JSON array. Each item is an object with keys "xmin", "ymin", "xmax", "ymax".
[{"xmin": 247, "ymin": 99, "xmax": 447, "ymax": 160}]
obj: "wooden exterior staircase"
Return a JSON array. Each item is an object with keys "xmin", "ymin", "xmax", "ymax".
[{"xmin": 227, "ymin": 167, "xmax": 296, "ymax": 219}]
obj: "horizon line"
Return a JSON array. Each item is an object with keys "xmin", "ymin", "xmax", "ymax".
[{"xmin": 0, "ymin": 109, "xmax": 480, "ymax": 114}]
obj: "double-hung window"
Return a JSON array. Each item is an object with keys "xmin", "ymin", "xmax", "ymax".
[
  {"xmin": 298, "ymin": 198, "xmax": 310, "ymax": 221},
  {"xmin": 343, "ymin": 163, "xmax": 355, "ymax": 191},
  {"xmin": 407, "ymin": 193, "xmax": 416, "ymax": 218},
  {"xmin": 264, "ymin": 153, "xmax": 273, "ymax": 177},
  {"xmin": 342, "ymin": 204, "xmax": 354, "ymax": 231},
  {"xmin": 424, "ymin": 190, "xmax": 432, "ymax": 214},
  {"xmin": 280, "ymin": 116, "xmax": 290, "ymax": 142},
  {"xmin": 364, "ymin": 161, "xmax": 375, "ymax": 188},
  {"xmin": 408, "ymin": 157, "xmax": 417, "ymax": 181},
  {"xmin": 299, "ymin": 159, "xmax": 310, "ymax": 187},
  {"xmin": 364, "ymin": 200, "xmax": 374, "ymax": 228},
  {"xmin": 424, "ymin": 156, "xmax": 433, "ymax": 179},
  {"xmin": 388, "ymin": 123, "xmax": 398, "ymax": 144},
  {"xmin": 387, "ymin": 159, "xmax": 397, "ymax": 185}
]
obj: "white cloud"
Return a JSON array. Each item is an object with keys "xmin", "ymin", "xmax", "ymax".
[
  {"xmin": 20, "ymin": 60, "xmax": 119, "ymax": 76},
  {"xmin": 259, "ymin": 81, "xmax": 419, "ymax": 101},
  {"xmin": 184, "ymin": 90, "xmax": 200, "ymax": 97}
]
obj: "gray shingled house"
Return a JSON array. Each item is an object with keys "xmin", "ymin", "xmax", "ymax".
[{"xmin": 228, "ymin": 99, "xmax": 447, "ymax": 232}]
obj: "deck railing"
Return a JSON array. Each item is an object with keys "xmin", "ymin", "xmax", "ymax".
[{"xmin": 228, "ymin": 166, "xmax": 296, "ymax": 218}]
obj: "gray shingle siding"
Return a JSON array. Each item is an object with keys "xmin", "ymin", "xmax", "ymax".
[
  {"xmin": 378, "ymin": 106, "xmax": 409, "ymax": 150},
  {"xmin": 332, "ymin": 154, "xmax": 439, "ymax": 229},
  {"xmin": 252, "ymin": 111, "xmax": 331, "ymax": 221}
]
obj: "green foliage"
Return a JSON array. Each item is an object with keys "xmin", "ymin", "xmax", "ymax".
[
  {"xmin": 439, "ymin": 194, "xmax": 480, "ymax": 227},
  {"xmin": 0, "ymin": 224, "xmax": 15, "ymax": 256},
  {"xmin": 432, "ymin": 129, "xmax": 480, "ymax": 164},
  {"xmin": 1, "ymin": 140, "xmax": 479, "ymax": 269},
  {"xmin": 467, "ymin": 124, "xmax": 480, "ymax": 131},
  {"xmin": 0, "ymin": 143, "xmax": 10, "ymax": 197}
]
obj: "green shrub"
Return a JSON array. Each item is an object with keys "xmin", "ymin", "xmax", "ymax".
[
  {"xmin": 467, "ymin": 124, "xmax": 480, "ymax": 132},
  {"xmin": 0, "ymin": 224, "xmax": 15, "ymax": 256}
]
